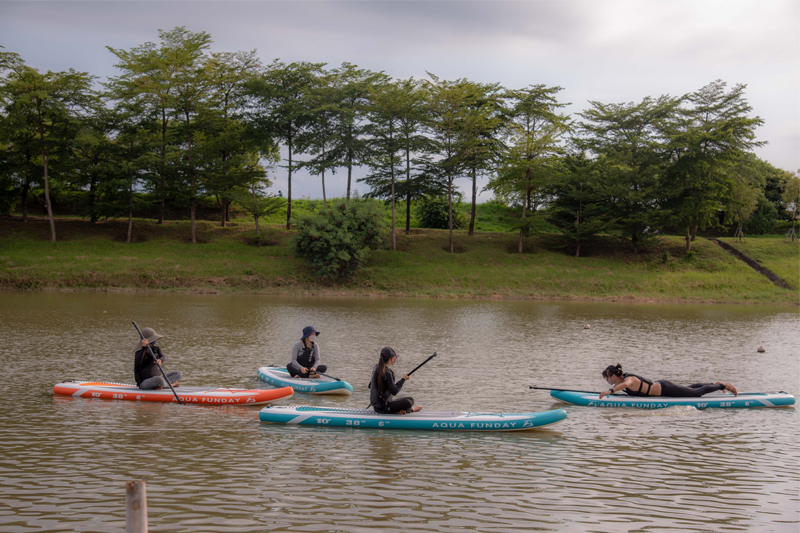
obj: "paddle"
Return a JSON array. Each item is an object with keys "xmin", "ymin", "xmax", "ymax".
[
  {"xmin": 529, "ymin": 386, "xmax": 609, "ymax": 395},
  {"xmin": 133, "ymin": 321, "xmax": 182, "ymax": 405},
  {"xmin": 271, "ymin": 364, "xmax": 342, "ymax": 381},
  {"xmin": 407, "ymin": 351, "xmax": 437, "ymax": 376}
]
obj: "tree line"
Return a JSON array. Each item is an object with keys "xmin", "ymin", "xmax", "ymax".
[{"xmin": 1, "ymin": 27, "xmax": 798, "ymax": 253}]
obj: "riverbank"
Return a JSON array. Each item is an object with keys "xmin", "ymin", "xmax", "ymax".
[{"xmin": 1, "ymin": 217, "xmax": 798, "ymax": 304}]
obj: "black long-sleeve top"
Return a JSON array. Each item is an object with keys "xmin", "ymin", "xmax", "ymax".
[
  {"xmin": 369, "ymin": 366, "xmax": 405, "ymax": 411},
  {"xmin": 134, "ymin": 345, "xmax": 166, "ymax": 387}
]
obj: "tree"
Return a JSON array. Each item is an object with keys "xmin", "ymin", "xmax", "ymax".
[
  {"xmin": 361, "ymin": 77, "xmax": 440, "ymax": 234},
  {"xmin": 296, "ymin": 68, "xmax": 340, "ymax": 208},
  {"xmin": 782, "ymin": 171, "xmax": 800, "ymax": 241},
  {"xmin": 548, "ymin": 154, "xmax": 617, "ymax": 257},
  {"xmin": 204, "ymin": 50, "xmax": 265, "ymax": 227},
  {"xmin": 488, "ymin": 84, "xmax": 569, "ymax": 252},
  {"xmin": 230, "ymin": 152, "xmax": 284, "ymax": 236},
  {"xmin": 0, "ymin": 52, "xmax": 96, "ymax": 241},
  {"xmin": 327, "ymin": 63, "xmax": 383, "ymax": 200},
  {"xmin": 423, "ymin": 74, "xmax": 479, "ymax": 253},
  {"xmin": 723, "ymin": 154, "xmax": 762, "ymax": 242},
  {"xmin": 248, "ymin": 60, "xmax": 323, "ymax": 229},
  {"xmin": 577, "ymin": 95, "xmax": 679, "ymax": 253},
  {"xmin": 107, "ymin": 27, "xmax": 211, "ymax": 224},
  {"xmin": 665, "ymin": 81, "xmax": 764, "ymax": 252}
]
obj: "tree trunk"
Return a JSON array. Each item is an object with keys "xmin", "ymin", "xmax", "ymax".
[
  {"xmin": 468, "ymin": 168, "xmax": 477, "ymax": 236},
  {"xmin": 448, "ymin": 178, "xmax": 454, "ymax": 253},
  {"xmin": 21, "ymin": 179, "xmax": 30, "ymax": 222},
  {"xmin": 685, "ymin": 226, "xmax": 692, "ymax": 253},
  {"xmin": 187, "ymin": 126, "xmax": 196, "ymax": 245},
  {"xmin": 42, "ymin": 147, "xmax": 56, "ymax": 242},
  {"xmin": 252, "ymin": 185, "xmax": 259, "ymax": 235},
  {"xmin": 575, "ymin": 242, "xmax": 581, "ymax": 258},
  {"xmin": 406, "ymin": 190, "xmax": 412, "ymax": 235},
  {"xmin": 346, "ymin": 150, "xmax": 352, "ymax": 201},
  {"xmin": 89, "ymin": 173, "xmax": 97, "ymax": 223},
  {"xmin": 391, "ymin": 168, "xmax": 396, "ymax": 251},
  {"xmin": 321, "ymin": 142, "xmax": 327, "ymax": 208},
  {"xmin": 519, "ymin": 171, "xmax": 531, "ymax": 254},
  {"xmin": 286, "ymin": 140, "xmax": 292, "ymax": 230},
  {"xmin": 127, "ymin": 178, "xmax": 134, "ymax": 244},
  {"xmin": 691, "ymin": 224, "xmax": 698, "ymax": 241},
  {"xmin": 220, "ymin": 197, "xmax": 226, "ymax": 228},
  {"xmin": 159, "ymin": 109, "xmax": 167, "ymax": 224}
]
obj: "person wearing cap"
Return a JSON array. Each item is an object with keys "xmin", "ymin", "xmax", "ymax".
[
  {"xmin": 288, "ymin": 326, "xmax": 327, "ymax": 379},
  {"xmin": 369, "ymin": 347, "xmax": 422, "ymax": 415},
  {"xmin": 134, "ymin": 327, "xmax": 182, "ymax": 390}
]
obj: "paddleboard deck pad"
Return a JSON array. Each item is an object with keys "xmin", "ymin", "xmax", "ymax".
[
  {"xmin": 550, "ymin": 390, "xmax": 796, "ymax": 409},
  {"xmin": 259, "ymin": 405, "xmax": 567, "ymax": 431},
  {"xmin": 257, "ymin": 366, "xmax": 353, "ymax": 396},
  {"xmin": 54, "ymin": 380, "xmax": 294, "ymax": 405}
]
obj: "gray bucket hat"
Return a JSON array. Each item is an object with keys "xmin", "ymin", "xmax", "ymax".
[{"xmin": 135, "ymin": 327, "xmax": 164, "ymax": 351}]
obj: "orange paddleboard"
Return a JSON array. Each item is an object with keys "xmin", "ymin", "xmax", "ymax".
[{"xmin": 53, "ymin": 380, "xmax": 293, "ymax": 406}]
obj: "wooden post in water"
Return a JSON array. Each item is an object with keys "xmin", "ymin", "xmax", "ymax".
[{"xmin": 126, "ymin": 480, "xmax": 148, "ymax": 533}]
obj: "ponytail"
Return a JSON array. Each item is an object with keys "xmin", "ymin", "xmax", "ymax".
[
  {"xmin": 602, "ymin": 363, "xmax": 623, "ymax": 379},
  {"xmin": 376, "ymin": 346, "xmax": 397, "ymax": 395}
]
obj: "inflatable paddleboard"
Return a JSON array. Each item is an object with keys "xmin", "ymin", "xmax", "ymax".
[
  {"xmin": 550, "ymin": 390, "xmax": 796, "ymax": 409},
  {"xmin": 257, "ymin": 366, "xmax": 353, "ymax": 396},
  {"xmin": 259, "ymin": 405, "xmax": 567, "ymax": 431},
  {"xmin": 54, "ymin": 380, "xmax": 294, "ymax": 406}
]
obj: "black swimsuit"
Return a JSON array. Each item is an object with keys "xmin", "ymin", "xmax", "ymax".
[{"xmin": 623, "ymin": 373, "xmax": 654, "ymax": 397}]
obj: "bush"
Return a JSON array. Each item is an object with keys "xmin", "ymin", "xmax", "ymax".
[
  {"xmin": 416, "ymin": 195, "xmax": 464, "ymax": 230},
  {"xmin": 743, "ymin": 197, "xmax": 779, "ymax": 235},
  {"xmin": 291, "ymin": 200, "xmax": 385, "ymax": 280},
  {"xmin": 0, "ymin": 186, "xmax": 18, "ymax": 216}
]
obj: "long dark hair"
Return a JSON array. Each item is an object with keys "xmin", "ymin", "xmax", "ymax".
[
  {"xmin": 376, "ymin": 347, "xmax": 397, "ymax": 395},
  {"xmin": 602, "ymin": 363, "xmax": 624, "ymax": 379}
]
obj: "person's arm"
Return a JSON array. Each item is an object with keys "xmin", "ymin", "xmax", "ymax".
[
  {"xmin": 599, "ymin": 377, "xmax": 634, "ymax": 399},
  {"xmin": 385, "ymin": 370, "xmax": 405, "ymax": 396},
  {"xmin": 153, "ymin": 345, "xmax": 165, "ymax": 365},
  {"xmin": 289, "ymin": 343, "xmax": 303, "ymax": 372},
  {"xmin": 310, "ymin": 343, "xmax": 320, "ymax": 371}
]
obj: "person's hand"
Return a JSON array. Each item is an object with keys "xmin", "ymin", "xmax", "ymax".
[
  {"xmin": 599, "ymin": 388, "xmax": 611, "ymax": 399},
  {"xmin": 403, "ymin": 374, "xmax": 411, "ymax": 381},
  {"xmin": 310, "ymin": 367, "xmax": 316, "ymax": 372},
  {"xmin": 156, "ymin": 359, "xmax": 162, "ymax": 366},
  {"xmin": 301, "ymin": 367, "xmax": 308, "ymax": 374},
  {"xmin": 142, "ymin": 338, "xmax": 149, "ymax": 347}
]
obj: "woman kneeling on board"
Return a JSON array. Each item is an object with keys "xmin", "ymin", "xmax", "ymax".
[
  {"xmin": 599, "ymin": 363, "xmax": 737, "ymax": 399},
  {"xmin": 370, "ymin": 347, "xmax": 422, "ymax": 414},
  {"xmin": 134, "ymin": 327, "xmax": 181, "ymax": 390},
  {"xmin": 288, "ymin": 326, "xmax": 327, "ymax": 379}
]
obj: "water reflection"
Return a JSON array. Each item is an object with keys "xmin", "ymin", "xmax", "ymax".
[{"xmin": 0, "ymin": 291, "xmax": 796, "ymax": 532}]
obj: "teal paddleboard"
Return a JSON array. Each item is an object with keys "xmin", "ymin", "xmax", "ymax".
[
  {"xmin": 257, "ymin": 366, "xmax": 353, "ymax": 396},
  {"xmin": 259, "ymin": 405, "xmax": 567, "ymax": 431},
  {"xmin": 551, "ymin": 390, "xmax": 796, "ymax": 409}
]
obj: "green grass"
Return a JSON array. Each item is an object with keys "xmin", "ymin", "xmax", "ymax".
[
  {"xmin": 1, "ymin": 216, "xmax": 797, "ymax": 304},
  {"xmin": 717, "ymin": 236, "xmax": 800, "ymax": 290}
]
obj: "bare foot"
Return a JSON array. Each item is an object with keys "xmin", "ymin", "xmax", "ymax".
[
  {"xmin": 308, "ymin": 373, "xmax": 321, "ymax": 379},
  {"xmin": 172, "ymin": 383, "xmax": 180, "ymax": 387},
  {"xmin": 412, "ymin": 406, "xmax": 422, "ymax": 412},
  {"xmin": 724, "ymin": 383, "xmax": 738, "ymax": 396}
]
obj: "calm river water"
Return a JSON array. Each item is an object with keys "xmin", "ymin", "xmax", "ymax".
[{"xmin": 0, "ymin": 292, "xmax": 797, "ymax": 532}]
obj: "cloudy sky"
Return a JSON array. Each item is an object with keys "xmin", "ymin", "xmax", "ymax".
[{"xmin": 1, "ymin": 0, "xmax": 798, "ymax": 201}]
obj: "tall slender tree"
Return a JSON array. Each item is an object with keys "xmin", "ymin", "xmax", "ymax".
[{"xmin": 248, "ymin": 60, "xmax": 323, "ymax": 228}]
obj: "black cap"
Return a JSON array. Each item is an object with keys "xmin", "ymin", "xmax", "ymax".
[
  {"xmin": 380, "ymin": 346, "xmax": 397, "ymax": 362},
  {"xmin": 302, "ymin": 326, "xmax": 320, "ymax": 340}
]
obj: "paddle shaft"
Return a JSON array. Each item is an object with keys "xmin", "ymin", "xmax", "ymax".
[
  {"xmin": 530, "ymin": 386, "xmax": 607, "ymax": 395},
  {"xmin": 132, "ymin": 321, "xmax": 182, "ymax": 404},
  {"xmin": 407, "ymin": 351, "xmax": 437, "ymax": 376}
]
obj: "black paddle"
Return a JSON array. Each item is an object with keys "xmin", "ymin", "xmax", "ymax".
[
  {"xmin": 271, "ymin": 364, "xmax": 342, "ymax": 381},
  {"xmin": 529, "ymin": 386, "xmax": 609, "ymax": 395},
  {"xmin": 407, "ymin": 351, "xmax": 437, "ymax": 376},
  {"xmin": 133, "ymin": 321, "xmax": 182, "ymax": 404}
]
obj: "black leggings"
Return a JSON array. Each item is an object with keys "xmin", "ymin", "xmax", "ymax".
[
  {"xmin": 287, "ymin": 364, "xmax": 328, "ymax": 377},
  {"xmin": 378, "ymin": 397, "xmax": 415, "ymax": 414},
  {"xmin": 657, "ymin": 380, "xmax": 725, "ymax": 397}
]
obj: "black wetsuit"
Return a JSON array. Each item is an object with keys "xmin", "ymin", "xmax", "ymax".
[
  {"xmin": 369, "ymin": 366, "xmax": 414, "ymax": 414},
  {"xmin": 623, "ymin": 372, "xmax": 726, "ymax": 398}
]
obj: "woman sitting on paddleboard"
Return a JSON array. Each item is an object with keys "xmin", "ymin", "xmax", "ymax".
[
  {"xmin": 288, "ymin": 326, "xmax": 327, "ymax": 379},
  {"xmin": 134, "ymin": 327, "xmax": 181, "ymax": 390},
  {"xmin": 370, "ymin": 347, "xmax": 422, "ymax": 415},
  {"xmin": 599, "ymin": 363, "xmax": 738, "ymax": 399}
]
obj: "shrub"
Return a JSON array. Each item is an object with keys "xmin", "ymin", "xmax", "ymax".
[
  {"xmin": 416, "ymin": 195, "xmax": 464, "ymax": 230},
  {"xmin": 743, "ymin": 197, "xmax": 779, "ymax": 235},
  {"xmin": 291, "ymin": 200, "xmax": 385, "ymax": 280}
]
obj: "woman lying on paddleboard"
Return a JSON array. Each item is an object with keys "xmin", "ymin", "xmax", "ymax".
[
  {"xmin": 599, "ymin": 363, "xmax": 738, "ymax": 399},
  {"xmin": 370, "ymin": 347, "xmax": 422, "ymax": 415},
  {"xmin": 288, "ymin": 326, "xmax": 327, "ymax": 379}
]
